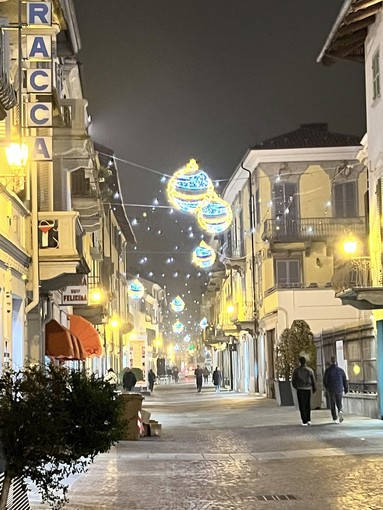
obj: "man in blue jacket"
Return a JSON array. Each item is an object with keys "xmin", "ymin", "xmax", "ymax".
[{"xmin": 323, "ymin": 356, "xmax": 349, "ymax": 423}]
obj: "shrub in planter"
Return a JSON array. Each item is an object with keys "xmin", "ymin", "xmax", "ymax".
[
  {"xmin": 276, "ymin": 319, "xmax": 316, "ymax": 380},
  {"xmin": 274, "ymin": 320, "xmax": 316, "ymax": 406}
]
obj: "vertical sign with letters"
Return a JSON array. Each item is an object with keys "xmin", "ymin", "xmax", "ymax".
[{"xmin": 25, "ymin": 2, "xmax": 53, "ymax": 161}]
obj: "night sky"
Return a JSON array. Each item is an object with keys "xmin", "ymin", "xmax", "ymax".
[{"xmin": 74, "ymin": 1, "xmax": 366, "ymax": 333}]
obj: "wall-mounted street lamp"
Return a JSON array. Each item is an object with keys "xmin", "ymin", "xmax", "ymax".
[{"xmin": 343, "ymin": 236, "xmax": 358, "ymax": 256}]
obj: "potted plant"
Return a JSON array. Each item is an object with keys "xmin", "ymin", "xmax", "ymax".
[{"xmin": 275, "ymin": 320, "xmax": 317, "ymax": 406}]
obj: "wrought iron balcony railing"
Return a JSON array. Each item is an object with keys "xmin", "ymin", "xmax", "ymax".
[
  {"xmin": 262, "ymin": 217, "xmax": 366, "ymax": 242},
  {"xmin": 331, "ymin": 257, "xmax": 372, "ymax": 292}
]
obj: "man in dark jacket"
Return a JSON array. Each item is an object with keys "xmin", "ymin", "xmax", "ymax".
[
  {"xmin": 123, "ymin": 368, "xmax": 137, "ymax": 391},
  {"xmin": 323, "ymin": 356, "xmax": 348, "ymax": 423},
  {"xmin": 292, "ymin": 356, "xmax": 316, "ymax": 426},
  {"xmin": 194, "ymin": 365, "xmax": 203, "ymax": 393}
]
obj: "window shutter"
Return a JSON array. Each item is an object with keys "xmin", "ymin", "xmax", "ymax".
[{"xmin": 38, "ymin": 162, "xmax": 53, "ymax": 211}]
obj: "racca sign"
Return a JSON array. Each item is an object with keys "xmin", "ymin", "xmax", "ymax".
[{"xmin": 26, "ymin": 1, "xmax": 53, "ymax": 161}]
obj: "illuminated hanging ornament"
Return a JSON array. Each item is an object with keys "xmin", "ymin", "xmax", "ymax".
[
  {"xmin": 170, "ymin": 295, "xmax": 185, "ymax": 313},
  {"xmin": 184, "ymin": 334, "xmax": 191, "ymax": 343},
  {"xmin": 197, "ymin": 194, "xmax": 233, "ymax": 234},
  {"xmin": 173, "ymin": 320, "xmax": 184, "ymax": 334},
  {"xmin": 128, "ymin": 279, "xmax": 145, "ymax": 300},
  {"xmin": 192, "ymin": 241, "xmax": 216, "ymax": 269},
  {"xmin": 166, "ymin": 159, "xmax": 214, "ymax": 214},
  {"xmin": 199, "ymin": 317, "xmax": 208, "ymax": 330}
]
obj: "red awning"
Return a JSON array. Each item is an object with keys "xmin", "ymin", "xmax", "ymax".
[
  {"xmin": 45, "ymin": 319, "xmax": 85, "ymax": 361},
  {"xmin": 68, "ymin": 314, "xmax": 103, "ymax": 358}
]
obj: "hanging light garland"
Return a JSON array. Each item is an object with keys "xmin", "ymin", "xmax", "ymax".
[
  {"xmin": 166, "ymin": 159, "xmax": 214, "ymax": 214},
  {"xmin": 170, "ymin": 295, "xmax": 185, "ymax": 312},
  {"xmin": 128, "ymin": 279, "xmax": 145, "ymax": 300},
  {"xmin": 197, "ymin": 193, "xmax": 233, "ymax": 234},
  {"xmin": 173, "ymin": 320, "xmax": 185, "ymax": 333},
  {"xmin": 192, "ymin": 240, "xmax": 216, "ymax": 269}
]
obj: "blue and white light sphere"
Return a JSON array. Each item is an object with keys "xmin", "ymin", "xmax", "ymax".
[
  {"xmin": 170, "ymin": 295, "xmax": 185, "ymax": 313},
  {"xmin": 167, "ymin": 159, "xmax": 214, "ymax": 214},
  {"xmin": 199, "ymin": 317, "xmax": 208, "ymax": 330},
  {"xmin": 192, "ymin": 241, "xmax": 216, "ymax": 269},
  {"xmin": 197, "ymin": 194, "xmax": 233, "ymax": 234},
  {"xmin": 128, "ymin": 279, "xmax": 145, "ymax": 300},
  {"xmin": 184, "ymin": 334, "xmax": 191, "ymax": 343},
  {"xmin": 173, "ymin": 320, "xmax": 185, "ymax": 334}
]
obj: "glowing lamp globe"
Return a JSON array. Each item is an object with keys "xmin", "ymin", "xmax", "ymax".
[
  {"xmin": 170, "ymin": 295, "xmax": 185, "ymax": 312},
  {"xmin": 167, "ymin": 159, "xmax": 214, "ymax": 214},
  {"xmin": 173, "ymin": 320, "xmax": 184, "ymax": 334},
  {"xmin": 192, "ymin": 241, "xmax": 216, "ymax": 269},
  {"xmin": 197, "ymin": 194, "xmax": 233, "ymax": 234},
  {"xmin": 199, "ymin": 317, "xmax": 208, "ymax": 330},
  {"xmin": 184, "ymin": 334, "xmax": 191, "ymax": 343},
  {"xmin": 128, "ymin": 279, "xmax": 144, "ymax": 300}
]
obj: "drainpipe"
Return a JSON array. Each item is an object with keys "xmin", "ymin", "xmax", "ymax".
[{"xmin": 240, "ymin": 163, "xmax": 258, "ymax": 392}]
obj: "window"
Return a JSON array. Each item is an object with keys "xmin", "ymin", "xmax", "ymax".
[
  {"xmin": 275, "ymin": 259, "xmax": 301, "ymax": 287},
  {"xmin": 333, "ymin": 181, "xmax": 357, "ymax": 218},
  {"xmin": 273, "ymin": 182, "xmax": 298, "ymax": 219},
  {"xmin": 372, "ymin": 50, "xmax": 380, "ymax": 101}
]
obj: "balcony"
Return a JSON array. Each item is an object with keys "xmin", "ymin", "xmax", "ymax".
[
  {"xmin": 53, "ymin": 99, "xmax": 92, "ymax": 166},
  {"xmin": 262, "ymin": 217, "xmax": 366, "ymax": 243},
  {"xmin": 333, "ymin": 257, "xmax": 383, "ymax": 310},
  {"xmin": 71, "ymin": 168, "xmax": 102, "ymax": 233},
  {"xmin": 38, "ymin": 211, "xmax": 90, "ymax": 290}
]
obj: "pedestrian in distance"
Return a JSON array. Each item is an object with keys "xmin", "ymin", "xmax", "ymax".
[
  {"xmin": 104, "ymin": 368, "xmax": 118, "ymax": 388},
  {"xmin": 194, "ymin": 365, "xmax": 203, "ymax": 393},
  {"xmin": 148, "ymin": 369, "xmax": 156, "ymax": 392},
  {"xmin": 123, "ymin": 368, "xmax": 137, "ymax": 391},
  {"xmin": 172, "ymin": 366, "xmax": 179, "ymax": 383},
  {"xmin": 292, "ymin": 356, "xmax": 316, "ymax": 426},
  {"xmin": 323, "ymin": 356, "xmax": 348, "ymax": 424},
  {"xmin": 203, "ymin": 366, "xmax": 210, "ymax": 384},
  {"xmin": 212, "ymin": 366, "xmax": 222, "ymax": 392}
]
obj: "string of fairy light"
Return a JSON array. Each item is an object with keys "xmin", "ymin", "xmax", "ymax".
[{"xmin": 106, "ymin": 150, "xmax": 361, "ymax": 337}]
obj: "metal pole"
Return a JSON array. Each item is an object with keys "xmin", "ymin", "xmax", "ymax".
[{"xmin": 240, "ymin": 163, "xmax": 258, "ymax": 392}]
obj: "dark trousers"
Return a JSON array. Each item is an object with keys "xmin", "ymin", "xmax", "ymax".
[
  {"xmin": 149, "ymin": 382, "xmax": 154, "ymax": 391},
  {"xmin": 328, "ymin": 391, "xmax": 343, "ymax": 420},
  {"xmin": 297, "ymin": 389, "xmax": 311, "ymax": 424},
  {"xmin": 196, "ymin": 377, "xmax": 202, "ymax": 392}
]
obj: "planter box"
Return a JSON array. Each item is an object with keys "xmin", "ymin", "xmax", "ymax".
[{"xmin": 274, "ymin": 380, "xmax": 294, "ymax": 406}]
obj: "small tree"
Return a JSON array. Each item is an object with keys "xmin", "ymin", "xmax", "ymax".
[
  {"xmin": 275, "ymin": 320, "xmax": 317, "ymax": 380},
  {"xmin": 0, "ymin": 364, "xmax": 125, "ymax": 509}
]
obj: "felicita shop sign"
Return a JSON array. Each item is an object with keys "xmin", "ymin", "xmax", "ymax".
[{"xmin": 25, "ymin": 1, "xmax": 53, "ymax": 161}]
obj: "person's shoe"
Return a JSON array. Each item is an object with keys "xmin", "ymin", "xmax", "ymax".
[
  {"xmin": 302, "ymin": 422, "xmax": 308, "ymax": 426},
  {"xmin": 307, "ymin": 421, "xmax": 312, "ymax": 425},
  {"xmin": 333, "ymin": 419, "xmax": 340, "ymax": 424},
  {"xmin": 339, "ymin": 411, "xmax": 344, "ymax": 423}
]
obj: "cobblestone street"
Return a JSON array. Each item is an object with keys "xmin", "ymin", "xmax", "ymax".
[{"xmin": 30, "ymin": 382, "xmax": 383, "ymax": 509}]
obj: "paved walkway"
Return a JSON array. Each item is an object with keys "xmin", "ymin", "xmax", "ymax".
[{"xmin": 29, "ymin": 382, "xmax": 383, "ymax": 509}]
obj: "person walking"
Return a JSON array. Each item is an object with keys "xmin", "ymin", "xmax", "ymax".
[
  {"xmin": 203, "ymin": 367, "xmax": 210, "ymax": 384},
  {"xmin": 148, "ymin": 369, "xmax": 156, "ymax": 392},
  {"xmin": 323, "ymin": 356, "xmax": 348, "ymax": 423},
  {"xmin": 292, "ymin": 356, "xmax": 316, "ymax": 426},
  {"xmin": 212, "ymin": 367, "xmax": 222, "ymax": 392},
  {"xmin": 123, "ymin": 368, "xmax": 137, "ymax": 391},
  {"xmin": 104, "ymin": 368, "xmax": 118, "ymax": 388},
  {"xmin": 194, "ymin": 365, "xmax": 203, "ymax": 393}
]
